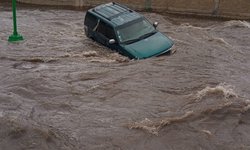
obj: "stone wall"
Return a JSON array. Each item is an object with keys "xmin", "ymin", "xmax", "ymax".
[{"xmin": 17, "ymin": 0, "xmax": 250, "ymax": 19}]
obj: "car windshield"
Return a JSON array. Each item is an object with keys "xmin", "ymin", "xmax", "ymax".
[{"xmin": 116, "ymin": 19, "xmax": 156, "ymax": 44}]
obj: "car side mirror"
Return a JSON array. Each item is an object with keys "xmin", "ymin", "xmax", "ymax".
[
  {"xmin": 153, "ymin": 22, "xmax": 159, "ymax": 28},
  {"xmin": 109, "ymin": 39, "xmax": 116, "ymax": 44}
]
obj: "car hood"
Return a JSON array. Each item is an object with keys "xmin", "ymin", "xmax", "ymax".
[{"xmin": 121, "ymin": 32, "xmax": 174, "ymax": 59}]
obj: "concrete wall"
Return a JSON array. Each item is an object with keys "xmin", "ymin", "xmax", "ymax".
[
  {"xmin": 219, "ymin": 0, "xmax": 250, "ymax": 17},
  {"xmin": 18, "ymin": 0, "xmax": 76, "ymax": 6},
  {"xmin": 17, "ymin": 0, "xmax": 250, "ymax": 19}
]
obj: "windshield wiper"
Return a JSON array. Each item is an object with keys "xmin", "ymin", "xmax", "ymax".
[
  {"xmin": 139, "ymin": 31, "xmax": 157, "ymax": 40},
  {"xmin": 121, "ymin": 31, "xmax": 157, "ymax": 45},
  {"xmin": 122, "ymin": 38, "xmax": 141, "ymax": 44}
]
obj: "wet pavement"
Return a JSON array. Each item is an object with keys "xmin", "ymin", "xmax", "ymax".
[{"xmin": 1, "ymin": 2, "xmax": 250, "ymax": 150}]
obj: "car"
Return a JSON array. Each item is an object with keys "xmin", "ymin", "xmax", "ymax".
[{"xmin": 84, "ymin": 2, "xmax": 174, "ymax": 59}]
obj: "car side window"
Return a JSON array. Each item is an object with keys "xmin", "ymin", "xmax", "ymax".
[
  {"xmin": 96, "ymin": 21, "xmax": 116, "ymax": 40},
  {"xmin": 85, "ymin": 12, "xmax": 98, "ymax": 30}
]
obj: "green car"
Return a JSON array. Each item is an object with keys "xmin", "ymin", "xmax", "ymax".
[{"xmin": 84, "ymin": 2, "xmax": 174, "ymax": 59}]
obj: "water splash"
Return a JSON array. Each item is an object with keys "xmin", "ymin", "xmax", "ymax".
[
  {"xmin": 128, "ymin": 84, "xmax": 244, "ymax": 135},
  {"xmin": 208, "ymin": 37, "xmax": 231, "ymax": 47},
  {"xmin": 180, "ymin": 23, "xmax": 211, "ymax": 30},
  {"xmin": 224, "ymin": 20, "xmax": 250, "ymax": 28},
  {"xmin": 195, "ymin": 84, "xmax": 237, "ymax": 100},
  {"xmin": 128, "ymin": 101, "xmax": 250, "ymax": 135},
  {"xmin": 128, "ymin": 111, "xmax": 193, "ymax": 135},
  {"xmin": 81, "ymin": 51, "xmax": 99, "ymax": 57},
  {"xmin": 63, "ymin": 51, "xmax": 98, "ymax": 58},
  {"xmin": 89, "ymin": 53, "xmax": 129, "ymax": 63}
]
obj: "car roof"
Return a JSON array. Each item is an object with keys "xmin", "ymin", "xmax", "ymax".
[{"xmin": 89, "ymin": 2, "xmax": 142, "ymax": 27}]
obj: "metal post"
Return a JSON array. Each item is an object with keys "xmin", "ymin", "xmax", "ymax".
[
  {"xmin": 8, "ymin": 0, "xmax": 24, "ymax": 42},
  {"xmin": 212, "ymin": 0, "xmax": 220, "ymax": 15},
  {"xmin": 145, "ymin": 0, "xmax": 152, "ymax": 12}
]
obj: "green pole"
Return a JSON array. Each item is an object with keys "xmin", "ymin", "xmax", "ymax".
[
  {"xmin": 8, "ymin": 0, "xmax": 24, "ymax": 42},
  {"xmin": 145, "ymin": 0, "xmax": 152, "ymax": 12}
]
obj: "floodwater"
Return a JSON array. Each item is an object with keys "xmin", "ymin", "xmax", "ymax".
[{"xmin": 1, "ymin": 2, "xmax": 250, "ymax": 150}]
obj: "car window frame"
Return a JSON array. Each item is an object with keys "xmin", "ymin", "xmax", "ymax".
[
  {"xmin": 85, "ymin": 12, "xmax": 98, "ymax": 30},
  {"xmin": 96, "ymin": 20, "xmax": 117, "ymax": 41}
]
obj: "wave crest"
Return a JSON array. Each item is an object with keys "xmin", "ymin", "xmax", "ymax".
[
  {"xmin": 128, "ymin": 84, "xmax": 247, "ymax": 135},
  {"xmin": 195, "ymin": 84, "xmax": 237, "ymax": 100},
  {"xmin": 224, "ymin": 20, "xmax": 250, "ymax": 28}
]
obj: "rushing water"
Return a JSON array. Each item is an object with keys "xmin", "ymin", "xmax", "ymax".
[{"xmin": 1, "ymin": 2, "xmax": 250, "ymax": 150}]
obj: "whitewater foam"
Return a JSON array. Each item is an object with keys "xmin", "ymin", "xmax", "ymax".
[
  {"xmin": 224, "ymin": 20, "xmax": 250, "ymax": 28},
  {"xmin": 128, "ymin": 102, "xmax": 236, "ymax": 135},
  {"xmin": 208, "ymin": 37, "xmax": 231, "ymax": 47},
  {"xmin": 128, "ymin": 111, "xmax": 194, "ymax": 135},
  {"xmin": 200, "ymin": 129, "xmax": 212, "ymax": 136},
  {"xmin": 128, "ymin": 85, "xmax": 244, "ymax": 135},
  {"xmin": 195, "ymin": 84, "xmax": 237, "ymax": 100}
]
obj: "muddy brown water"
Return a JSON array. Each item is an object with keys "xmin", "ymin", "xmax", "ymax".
[{"xmin": 1, "ymin": 2, "xmax": 250, "ymax": 150}]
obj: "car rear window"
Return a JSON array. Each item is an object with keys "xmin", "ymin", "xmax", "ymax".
[{"xmin": 85, "ymin": 12, "xmax": 98, "ymax": 29}]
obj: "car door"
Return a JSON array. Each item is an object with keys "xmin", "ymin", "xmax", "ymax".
[
  {"xmin": 94, "ymin": 21, "xmax": 116, "ymax": 45},
  {"xmin": 93, "ymin": 20, "xmax": 107, "ymax": 45}
]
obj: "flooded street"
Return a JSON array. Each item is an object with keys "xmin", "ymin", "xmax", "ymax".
[{"xmin": 1, "ymin": 2, "xmax": 250, "ymax": 150}]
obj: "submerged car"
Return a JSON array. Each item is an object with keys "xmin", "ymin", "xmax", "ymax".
[{"xmin": 84, "ymin": 2, "xmax": 174, "ymax": 59}]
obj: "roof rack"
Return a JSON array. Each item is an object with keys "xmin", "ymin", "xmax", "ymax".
[
  {"xmin": 93, "ymin": 2, "xmax": 133, "ymax": 21},
  {"xmin": 112, "ymin": 2, "xmax": 132, "ymax": 11}
]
